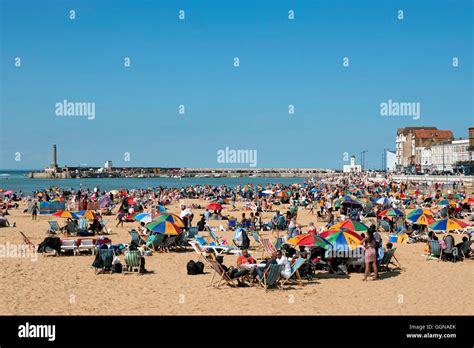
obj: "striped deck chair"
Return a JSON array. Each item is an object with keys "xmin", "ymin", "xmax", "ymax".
[
  {"xmin": 19, "ymin": 231, "xmax": 36, "ymax": 251},
  {"xmin": 95, "ymin": 248, "xmax": 115, "ymax": 274},
  {"xmin": 47, "ymin": 220, "xmax": 61, "ymax": 234},
  {"xmin": 78, "ymin": 218, "xmax": 88, "ymax": 234},
  {"xmin": 206, "ymin": 226, "xmax": 221, "ymax": 244},
  {"xmin": 274, "ymin": 237, "xmax": 284, "ymax": 251},
  {"xmin": 129, "ymin": 229, "xmax": 146, "ymax": 246},
  {"xmin": 260, "ymin": 238, "xmax": 276, "ymax": 259},
  {"xmin": 280, "ymin": 257, "xmax": 306, "ymax": 287},
  {"xmin": 146, "ymin": 233, "xmax": 165, "ymax": 251},
  {"xmin": 195, "ymin": 236, "xmax": 239, "ymax": 255},
  {"xmin": 186, "ymin": 226, "xmax": 199, "ymax": 240},
  {"xmin": 426, "ymin": 240, "xmax": 442, "ymax": 261},
  {"xmin": 257, "ymin": 264, "xmax": 283, "ymax": 291},
  {"xmin": 163, "ymin": 235, "xmax": 177, "ymax": 251},
  {"xmin": 208, "ymin": 260, "xmax": 237, "ymax": 288},
  {"xmin": 252, "ymin": 231, "xmax": 262, "ymax": 250},
  {"xmin": 124, "ymin": 250, "xmax": 141, "ymax": 274}
]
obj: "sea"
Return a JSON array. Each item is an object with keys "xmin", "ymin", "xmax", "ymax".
[{"xmin": 0, "ymin": 170, "xmax": 308, "ymax": 194}]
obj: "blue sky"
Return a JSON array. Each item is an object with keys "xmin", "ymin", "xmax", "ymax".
[{"xmin": 1, "ymin": 0, "xmax": 472, "ymax": 170}]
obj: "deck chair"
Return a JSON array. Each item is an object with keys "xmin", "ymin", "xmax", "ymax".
[
  {"xmin": 260, "ymin": 238, "xmax": 276, "ymax": 259},
  {"xmin": 60, "ymin": 239, "xmax": 78, "ymax": 255},
  {"xmin": 95, "ymin": 248, "xmax": 115, "ymax": 274},
  {"xmin": 77, "ymin": 238, "xmax": 96, "ymax": 254},
  {"xmin": 274, "ymin": 237, "xmax": 284, "ymax": 251},
  {"xmin": 208, "ymin": 260, "xmax": 237, "ymax": 288},
  {"xmin": 195, "ymin": 235, "xmax": 239, "ymax": 255},
  {"xmin": 100, "ymin": 219, "xmax": 109, "ymax": 234},
  {"xmin": 129, "ymin": 229, "xmax": 146, "ymax": 246},
  {"xmin": 252, "ymin": 231, "xmax": 262, "ymax": 250},
  {"xmin": 189, "ymin": 241, "xmax": 208, "ymax": 263},
  {"xmin": 124, "ymin": 250, "xmax": 141, "ymax": 273},
  {"xmin": 206, "ymin": 226, "xmax": 221, "ymax": 244},
  {"xmin": 146, "ymin": 233, "xmax": 165, "ymax": 251},
  {"xmin": 379, "ymin": 248, "xmax": 401, "ymax": 271},
  {"xmin": 47, "ymin": 220, "xmax": 61, "ymax": 234},
  {"xmin": 280, "ymin": 257, "xmax": 305, "ymax": 287},
  {"xmin": 228, "ymin": 218, "xmax": 237, "ymax": 230},
  {"xmin": 163, "ymin": 235, "xmax": 178, "ymax": 251},
  {"xmin": 19, "ymin": 231, "xmax": 36, "ymax": 251},
  {"xmin": 257, "ymin": 264, "xmax": 283, "ymax": 291},
  {"xmin": 186, "ymin": 226, "xmax": 199, "ymax": 240},
  {"xmin": 77, "ymin": 218, "xmax": 88, "ymax": 234}
]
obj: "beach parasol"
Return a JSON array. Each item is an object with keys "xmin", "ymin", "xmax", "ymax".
[
  {"xmin": 443, "ymin": 193, "xmax": 461, "ymax": 199},
  {"xmin": 286, "ymin": 234, "xmax": 331, "ymax": 248},
  {"xmin": 378, "ymin": 208, "xmax": 404, "ymax": 217},
  {"xmin": 428, "ymin": 218, "xmax": 469, "ymax": 232},
  {"xmin": 53, "ymin": 211, "xmax": 79, "ymax": 219},
  {"xmin": 320, "ymin": 228, "xmax": 363, "ymax": 250},
  {"xmin": 207, "ymin": 203, "xmax": 222, "ymax": 211},
  {"xmin": 407, "ymin": 208, "xmax": 434, "ymax": 217},
  {"xmin": 374, "ymin": 197, "xmax": 390, "ymax": 205},
  {"xmin": 4, "ymin": 190, "xmax": 13, "ymax": 196},
  {"xmin": 133, "ymin": 212, "xmax": 159, "ymax": 224},
  {"xmin": 153, "ymin": 213, "xmax": 185, "ymax": 228},
  {"xmin": 328, "ymin": 220, "xmax": 369, "ymax": 232},
  {"xmin": 436, "ymin": 199, "xmax": 456, "ymax": 207},
  {"xmin": 406, "ymin": 212, "xmax": 435, "ymax": 226},
  {"xmin": 146, "ymin": 220, "xmax": 182, "ymax": 235},
  {"xmin": 76, "ymin": 210, "xmax": 99, "ymax": 220},
  {"xmin": 462, "ymin": 197, "xmax": 474, "ymax": 204}
]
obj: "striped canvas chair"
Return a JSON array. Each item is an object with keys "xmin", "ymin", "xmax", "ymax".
[
  {"xmin": 280, "ymin": 257, "xmax": 306, "ymax": 287},
  {"xmin": 95, "ymin": 248, "xmax": 115, "ymax": 274},
  {"xmin": 426, "ymin": 240, "xmax": 442, "ymax": 261},
  {"xmin": 257, "ymin": 264, "xmax": 283, "ymax": 291},
  {"xmin": 124, "ymin": 250, "xmax": 141, "ymax": 273},
  {"xmin": 274, "ymin": 237, "xmax": 284, "ymax": 251},
  {"xmin": 208, "ymin": 260, "xmax": 237, "ymax": 288},
  {"xmin": 260, "ymin": 238, "xmax": 276, "ymax": 259}
]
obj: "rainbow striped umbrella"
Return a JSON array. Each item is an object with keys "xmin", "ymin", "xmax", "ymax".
[
  {"xmin": 428, "ymin": 218, "xmax": 469, "ymax": 232},
  {"xmin": 153, "ymin": 213, "xmax": 185, "ymax": 228},
  {"xmin": 328, "ymin": 220, "xmax": 369, "ymax": 232},
  {"xmin": 76, "ymin": 210, "xmax": 99, "ymax": 220},
  {"xmin": 406, "ymin": 212, "xmax": 435, "ymax": 226},
  {"xmin": 320, "ymin": 228, "xmax": 363, "ymax": 250},
  {"xmin": 146, "ymin": 220, "xmax": 182, "ymax": 235},
  {"xmin": 437, "ymin": 199, "xmax": 456, "ymax": 206},
  {"xmin": 286, "ymin": 234, "xmax": 331, "ymax": 248},
  {"xmin": 378, "ymin": 208, "xmax": 404, "ymax": 217},
  {"xmin": 133, "ymin": 212, "xmax": 159, "ymax": 224},
  {"xmin": 53, "ymin": 211, "xmax": 79, "ymax": 219},
  {"xmin": 443, "ymin": 193, "xmax": 461, "ymax": 199},
  {"xmin": 407, "ymin": 208, "xmax": 434, "ymax": 217},
  {"xmin": 462, "ymin": 197, "xmax": 474, "ymax": 204}
]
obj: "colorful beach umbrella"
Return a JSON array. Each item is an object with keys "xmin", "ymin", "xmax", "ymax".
[
  {"xmin": 429, "ymin": 218, "xmax": 469, "ymax": 232},
  {"xmin": 207, "ymin": 203, "xmax": 222, "ymax": 211},
  {"xmin": 328, "ymin": 220, "xmax": 369, "ymax": 232},
  {"xmin": 133, "ymin": 212, "xmax": 159, "ymax": 224},
  {"xmin": 378, "ymin": 208, "xmax": 404, "ymax": 217},
  {"xmin": 443, "ymin": 193, "xmax": 461, "ymax": 199},
  {"xmin": 53, "ymin": 211, "xmax": 79, "ymax": 219},
  {"xmin": 374, "ymin": 197, "xmax": 390, "ymax": 205},
  {"xmin": 437, "ymin": 199, "xmax": 456, "ymax": 206},
  {"xmin": 153, "ymin": 213, "xmax": 185, "ymax": 228},
  {"xmin": 76, "ymin": 210, "xmax": 99, "ymax": 220},
  {"xmin": 406, "ymin": 212, "xmax": 435, "ymax": 226},
  {"xmin": 320, "ymin": 228, "xmax": 363, "ymax": 250},
  {"xmin": 462, "ymin": 197, "xmax": 474, "ymax": 204},
  {"xmin": 407, "ymin": 208, "xmax": 434, "ymax": 217},
  {"xmin": 286, "ymin": 234, "xmax": 331, "ymax": 248},
  {"xmin": 146, "ymin": 220, "xmax": 182, "ymax": 235}
]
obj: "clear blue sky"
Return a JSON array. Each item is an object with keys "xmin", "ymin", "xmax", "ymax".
[{"xmin": 1, "ymin": 0, "xmax": 472, "ymax": 170}]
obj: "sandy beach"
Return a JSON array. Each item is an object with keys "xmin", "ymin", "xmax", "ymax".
[{"xmin": 1, "ymin": 196, "xmax": 472, "ymax": 316}]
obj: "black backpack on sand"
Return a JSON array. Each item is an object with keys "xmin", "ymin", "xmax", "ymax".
[{"xmin": 187, "ymin": 260, "xmax": 204, "ymax": 275}]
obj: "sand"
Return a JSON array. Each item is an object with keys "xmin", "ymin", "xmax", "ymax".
[{"xmin": 0, "ymin": 199, "xmax": 473, "ymax": 316}]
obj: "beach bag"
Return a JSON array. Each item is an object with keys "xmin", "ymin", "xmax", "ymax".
[
  {"xmin": 187, "ymin": 260, "xmax": 199, "ymax": 275},
  {"xmin": 195, "ymin": 261, "xmax": 204, "ymax": 274},
  {"xmin": 113, "ymin": 262, "xmax": 123, "ymax": 273}
]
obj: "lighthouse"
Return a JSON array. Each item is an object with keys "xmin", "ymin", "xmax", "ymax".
[{"xmin": 51, "ymin": 144, "xmax": 58, "ymax": 170}]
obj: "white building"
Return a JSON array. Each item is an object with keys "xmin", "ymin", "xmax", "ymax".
[
  {"xmin": 343, "ymin": 156, "xmax": 362, "ymax": 173},
  {"xmin": 104, "ymin": 160, "xmax": 113, "ymax": 169},
  {"xmin": 431, "ymin": 139, "xmax": 470, "ymax": 172},
  {"xmin": 386, "ymin": 150, "xmax": 396, "ymax": 172}
]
